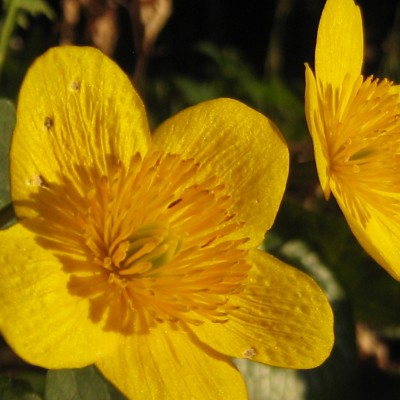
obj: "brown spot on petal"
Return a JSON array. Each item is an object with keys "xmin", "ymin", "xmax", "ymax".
[
  {"xmin": 242, "ymin": 347, "xmax": 257, "ymax": 359},
  {"xmin": 70, "ymin": 81, "xmax": 80, "ymax": 91},
  {"xmin": 26, "ymin": 174, "xmax": 47, "ymax": 188},
  {"xmin": 43, "ymin": 116, "xmax": 53, "ymax": 130}
]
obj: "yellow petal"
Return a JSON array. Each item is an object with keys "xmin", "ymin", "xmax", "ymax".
[
  {"xmin": 315, "ymin": 0, "xmax": 363, "ymax": 88},
  {"xmin": 0, "ymin": 224, "xmax": 119, "ymax": 368},
  {"xmin": 305, "ymin": 64, "xmax": 330, "ymax": 197},
  {"xmin": 153, "ymin": 98, "xmax": 289, "ymax": 246},
  {"xmin": 96, "ymin": 326, "xmax": 247, "ymax": 400},
  {"xmin": 390, "ymin": 84, "xmax": 400, "ymax": 96},
  {"xmin": 11, "ymin": 46, "xmax": 151, "ymax": 219},
  {"xmin": 332, "ymin": 185, "xmax": 400, "ymax": 280},
  {"xmin": 193, "ymin": 249, "xmax": 334, "ymax": 369}
]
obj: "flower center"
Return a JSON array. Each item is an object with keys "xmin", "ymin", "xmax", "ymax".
[
  {"xmin": 23, "ymin": 150, "xmax": 250, "ymax": 334},
  {"xmin": 317, "ymin": 75, "xmax": 400, "ymax": 225}
]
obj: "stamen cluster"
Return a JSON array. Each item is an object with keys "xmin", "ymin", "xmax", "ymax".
[{"xmin": 22, "ymin": 150, "xmax": 250, "ymax": 334}]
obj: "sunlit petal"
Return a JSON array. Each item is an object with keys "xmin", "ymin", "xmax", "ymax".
[
  {"xmin": 333, "ymin": 182, "xmax": 400, "ymax": 280},
  {"xmin": 315, "ymin": 0, "xmax": 363, "ymax": 88},
  {"xmin": 97, "ymin": 326, "xmax": 247, "ymax": 400},
  {"xmin": 153, "ymin": 98, "xmax": 289, "ymax": 247},
  {"xmin": 193, "ymin": 249, "xmax": 334, "ymax": 369},
  {"xmin": 11, "ymin": 46, "xmax": 151, "ymax": 219},
  {"xmin": 305, "ymin": 64, "xmax": 330, "ymax": 197},
  {"xmin": 0, "ymin": 224, "xmax": 119, "ymax": 368}
]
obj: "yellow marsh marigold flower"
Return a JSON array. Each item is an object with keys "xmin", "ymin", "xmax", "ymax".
[
  {"xmin": 305, "ymin": 0, "xmax": 400, "ymax": 280},
  {"xmin": 0, "ymin": 46, "xmax": 333, "ymax": 399}
]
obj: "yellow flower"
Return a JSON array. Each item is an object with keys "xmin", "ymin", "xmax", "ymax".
[
  {"xmin": 305, "ymin": 0, "xmax": 400, "ymax": 280},
  {"xmin": 0, "ymin": 46, "xmax": 333, "ymax": 399}
]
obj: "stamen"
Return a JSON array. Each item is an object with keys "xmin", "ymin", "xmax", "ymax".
[
  {"xmin": 315, "ymin": 74, "xmax": 400, "ymax": 226},
  {"xmin": 23, "ymin": 149, "xmax": 250, "ymax": 334}
]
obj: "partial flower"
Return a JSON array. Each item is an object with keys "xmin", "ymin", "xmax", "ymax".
[
  {"xmin": 305, "ymin": 0, "xmax": 400, "ymax": 280},
  {"xmin": 0, "ymin": 46, "xmax": 333, "ymax": 399}
]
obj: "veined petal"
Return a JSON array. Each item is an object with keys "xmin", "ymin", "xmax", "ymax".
[
  {"xmin": 305, "ymin": 64, "xmax": 330, "ymax": 197},
  {"xmin": 315, "ymin": 0, "xmax": 363, "ymax": 88},
  {"xmin": 11, "ymin": 46, "xmax": 151, "ymax": 219},
  {"xmin": 153, "ymin": 98, "xmax": 289, "ymax": 246},
  {"xmin": 0, "ymin": 224, "xmax": 119, "ymax": 368},
  {"xmin": 332, "ymin": 184, "xmax": 400, "ymax": 280},
  {"xmin": 193, "ymin": 249, "xmax": 334, "ymax": 369},
  {"xmin": 96, "ymin": 327, "xmax": 247, "ymax": 400}
]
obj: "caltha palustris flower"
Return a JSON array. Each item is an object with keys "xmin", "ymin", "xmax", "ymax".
[{"xmin": 0, "ymin": 46, "xmax": 334, "ymax": 400}]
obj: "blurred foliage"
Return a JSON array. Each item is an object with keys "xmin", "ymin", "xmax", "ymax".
[
  {"xmin": 0, "ymin": 99, "xmax": 14, "ymax": 208},
  {"xmin": 0, "ymin": 0, "xmax": 55, "ymax": 81},
  {"xmin": 0, "ymin": 0, "xmax": 55, "ymax": 99},
  {"xmin": 45, "ymin": 367, "xmax": 125, "ymax": 400},
  {"xmin": 5, "ymin": 0, "xmax": 55, "ymax": 29},
  {"xmin": 0, "ymin": 366, "xmax": 126, "ymax": 400},
  {"xmin": 0, "ymin": 98, "xmax": 16, "ymax": 228},
  {"xmin": 0, "ymin": 376, "xmax": 41, "ymax": 399},
  {"xmin": 145, "ymin": 42, "xmax": 307, "ymax": 141}
]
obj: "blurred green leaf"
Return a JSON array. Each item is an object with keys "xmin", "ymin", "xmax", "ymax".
[
  {"xmin": 0, "ymin": 98, "xmax": 14, "ymax": 210},
  {"xmin": 0, "ymin": 0, "xmax": 55, "ymax": 81},
  {"xmin": 172, "ymin": 76, "xmax": 220, "ymax": 105},
  {"xmin": 12, "ymin": 0, "xmax": 55, "ymax": 30},
  {"xmin": 234, "ymin": 360, "xmax": 308, "ymax": 400},
  {"xmin": 146, "ymin": 43, "xmax": 307, "ymax": 141},
  {"xmin": 14, "ymin": 372, "xmax": 46, "ymax": 397},
  {"xmin": 45, "ymin": 366, "xmax": 126, "ymax": 400},
  {"xmin": 16, "ymin": 13, "xmax": 30, "ymax": 30},
  {"xmin": 0, "ymin": 203, "xmax": 16, "ymax": 229},
  {"xmin": 15, "ymin": 0, "xmax": 55, "ymax": 21},
  {"xmin": 0, "ymin": 374, "xmax": 43, "ymax": 400}
]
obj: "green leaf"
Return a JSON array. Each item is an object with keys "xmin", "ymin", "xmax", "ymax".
[
  {"xmin": 234, "ymin": 360, "xmax": 308, "ymax": 400},
  {"xmin": 0, "ymin": 374, "xmax": 43, "ymax": 400},
  {"xmin": 45, "ymin": 366, "xmax": 126, "ymax": 400},
  {"xmin": 0, "ymin": 98, "xmax": 15, "ymax": 210},
  {"xmin": 15, "ymin": 0, "xmax": 55, "ymax": 21},
  {"xmin": 173, "ymin": 76, "xmax": 220, "ymax": 104},
  {"xmin": 0, "ymin": 203, "xmax": 16, "ymax": 229},
  {"xmin": 16, "ymin": 12, "xmax": 30, "ymax": 30},
  {"xmin": 0, "ymin": 98, "xmax": 16, "ymax": 228},
  {"xmin": 13, "ymin": 372, "xmax": 46, "ymax": 397}
]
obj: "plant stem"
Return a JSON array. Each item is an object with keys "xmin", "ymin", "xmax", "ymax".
[{"xmin": 0, "ymin": 0, "xmax": 20, "ymax": 80}]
